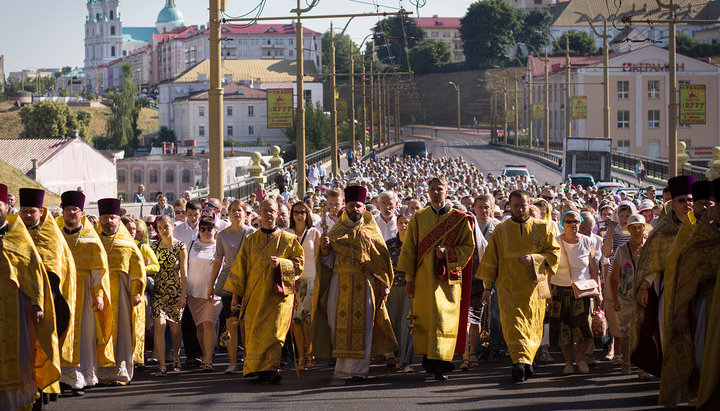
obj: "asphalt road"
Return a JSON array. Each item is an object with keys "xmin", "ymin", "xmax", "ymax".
[
  {"xmin": 406, "ymin": 126, "xmax": 563, "ymax": 185},
  {"xmin": 54, "ymin": 350, "xmax": 662, "ymax": 411}
]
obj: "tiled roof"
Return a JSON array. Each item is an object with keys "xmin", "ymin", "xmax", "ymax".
[
  {"xmin": 186, "ymin": 83, "xmax": 267, "ymax": 100},
  {"xmin": 154, "ymin": 25, "xmax": 198, "ymax": 43},
  {"xmin": 0, "ymin": 138, "xmax": 75, "ymax": 174},
  {"xmin": 552, "ymin": 0, "xmax": 710, "ymax": 26},
  {"xmin": 173, "ymin": 59, "xmax": 319, "ymax": 83},
  {"xmin": 527, "ymin": 55, "xmax": 606, "ymax": 78},
  {"xmin": 415, "ymin": 17, "xmax": 461, "ymax": 29}
]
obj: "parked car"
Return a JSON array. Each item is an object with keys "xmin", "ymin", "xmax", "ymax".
[
  {"xmin": 402, "ymin": 140, "xmax": 428, "ymax": 158},
  {"xmin": 568, "ymin": 173, "xmax": 596, "ymax": 189}
]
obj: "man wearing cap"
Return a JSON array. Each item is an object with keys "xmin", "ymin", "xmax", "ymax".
[
  {"xmin": 0, "ymin": 183, "xmax": 60, "ymax": 409},
  {"xmin": 661, "ymin": 179, "xmax": 718, "ymax": 406},
  {"xmin": 18, "ymin": 188, "xmax": 78, "ymax": 396},
  {"xmin": 633, "ymin": 176, "xmax": 695, "ymax": 378},
  {"xmin": 477, "ymin": 189, "xmax": 560, "ymax": 383},
  {"xmin": 57, "ymin": 190, "xmax": 113, "ymax": 395},
  {"xmin": 224, "ymin": 198, "xmax": 303, "ymax": 384},
  {"xmin": 96, "ymin": 198, "xmax": 146, "ymax": 384},
  {"xmin": 314, "ymin": 185, "xmax": 396, "ymax": 382},
  {"xmin": 398, "ymin": 177, "xmax": 475, "ymax": 381}
]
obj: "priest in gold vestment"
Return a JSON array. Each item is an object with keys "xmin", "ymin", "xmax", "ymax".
[
  {"xmin": 96, "ymin": 198, "xmax": 146, "ymax": 384},
  {"xmin": 18, "ymin": 188, "xmax": 77, "ymax": 397},
  {"xmin": 397, "ymin": 178, "xmax": 474, "ymax": 381},
  {"xmin": 57, "ymin": 191, "xmax": 113, "ymax": 394},
  {"xmin": 659, "ymin": 180, "xmax": 716, "ymax": 406},
  {"xmin": 316, "ymin": 185, "xmax": 397, "ymax": 381},
  {"xmin": 224, "ymin": 199, "xmax": 303, "ymax": 384},
  {"xmin": 633, "ymin": 176, "xmax": 694, "ymax": 378},
  {"xmin": 478, "ymin": 190, "xmax": 560, "ymax": 383},
  {"xmin": 0, "ymin": 183, "xmax": 60, "ymax": 410}
]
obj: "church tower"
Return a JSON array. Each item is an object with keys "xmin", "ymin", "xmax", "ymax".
[{"xmin": 84, "ymin": 0, "xmax": 122, "ymax": 93}]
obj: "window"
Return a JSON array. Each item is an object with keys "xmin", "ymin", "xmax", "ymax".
[
  {"xmin": 199, "ymin": 126, "xmax": 205, "ymax": 137},
  {"xmin": 132, "ymin": 169, "xmax": 142, "ymax": 184},
  {"xmin": 118, "ymin": 170, "xmax": 126, "ymax": 184},
  {"xmin": 227, "ymin": 125, "xmax": 233, "ymax": 136},
  {"xmin": 226, "ymin": 106, "xmax": 233, "ymax": 116},
  {"xmin": 248, "ymin": 125, "xmax": 254, "ymax": 135},
  {"xmin": 149, "ymin": 169, "xmax": 159, "ymax": 184},
  {"xmin": 165, "ymin": 169, "xmax": 174, "ymax": 184},
  {"xmin": 199, "ymin": 106, "xmax": 205, "ymax": 117},
  {"xmin": 275, "ymin": 38, "xmax": 283, "ymax": 45},
  {"xmin": 304, "ymin": 89, "xmax": 312, "ymax": 105},
  {"xmin": 248, "ymin": 105, "xmax": 254, "ymax": 117},
  {"xmin": 648, "ymin": 110, "xmax": 660, "ymax": 128},
  {"xmin": 617, "ymin": 140, "xmax": 630, "ymax": 153},
  {"xmin": 648, "ymin": 80, "xmax": 660, "ymax": 99},
  {"xmin": 110, "ymin": 26, "xmax": 115, "ymax": 35},
  {"xmin": 289, "ymin": 38, "xmax": 293, "ymax": 45},
  {"xmin": 111, "ymin": 46, "xmax": 115, "ymax": 57},
  {"xmin": 617, "ymin": 81, "xmax": 629, "ymax": 99},
  {"xmin": 617, "ymin": 110, "xmax": 630, "ymax": 128},
  {"xmin": 648, "ymin": 139, "xmax": 661, "ymax": 158},
  {"xmin": 182, "ymin": 169, "xmax": 191, "ymax": 184},
  {"xmin": 289, "ymin": 49, "xmax": 294, "ymax": 57}
]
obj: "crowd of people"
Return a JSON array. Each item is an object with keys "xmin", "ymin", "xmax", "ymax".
[{"xmin": 1, "ymin": 151, "xmax": 719, "ymax": 410}]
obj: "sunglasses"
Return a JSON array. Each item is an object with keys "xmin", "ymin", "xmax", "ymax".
[
  {"xmin": 174, "ymin": 210, "xmax": 185, "ymax": 215},
  {"xmin": 204, "ymin": 203, "xmax": 218, "ymax": 209},
  {"xmin": 199, "ymin": 226, "xmax": 214, "ymax": 232},
  {"xmin": 564, "ymin": 220, "xmax": 581, "ymax": 225},
  {"xmin": 542, "ymin": 196, "xmax": 553, "ymax": 201}
]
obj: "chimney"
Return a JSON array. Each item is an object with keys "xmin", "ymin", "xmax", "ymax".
[{"xmin": 30, "ymin": 159, "xmax": 38, "ymax": 180}]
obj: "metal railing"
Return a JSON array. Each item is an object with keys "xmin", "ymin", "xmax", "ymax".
[
  {"xmin": 611, "ymin": 150, "xmax": 709, "ymax": 181},
  {"xmin": 490, "ymin": 142, "xmax": 563, "ymax": 168}
]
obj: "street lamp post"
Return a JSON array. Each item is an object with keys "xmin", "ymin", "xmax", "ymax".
[
  {"xmin": 520, "ymin": 42, "xmax": 551, "ymax": 152},
  {"xmin": 449, "ymin": 81, "xmax": 460, "ymax": 131}
]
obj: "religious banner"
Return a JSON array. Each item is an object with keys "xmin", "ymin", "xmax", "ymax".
[
  {"xmin": 267, "ymin": 88, "xmax": 294, "ymax": 128},
  {"xmin": 679, "ymin": 84, "xmax": 706, "ymax": 125},
  {"xmin": 572, "ymin": 96, "xmax": 587, "ymax": 119},
  {"xmin": 532, "ymin": 103, "xmax": 544, "ymax": 120}
]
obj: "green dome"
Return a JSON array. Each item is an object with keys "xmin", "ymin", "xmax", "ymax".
[{"xmin": 156, "ymin": 5, "xmax": 184, "ymax": 25}]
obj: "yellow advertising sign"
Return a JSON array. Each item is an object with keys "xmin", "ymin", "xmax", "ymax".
[
  {"xmin": 679, "ymin": 84, "xmax": 706, "ymax": 125},
  {"xmin": 532, "ymin": 103, "xmax": 544, "ymax": 120},
  {"xmin": 267, "ymin": 88, "xmax": 294, "ymax": 129},
  {"xmin": 572, "ymin": 96, "xmax": 587, "ymax": 119}
]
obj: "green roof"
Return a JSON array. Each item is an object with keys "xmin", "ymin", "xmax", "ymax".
[
  {"xmin": 156, "ymin": 6, "xmax": 184, "ymax": 25},
  {"xmin": 122, "ymin": 27, "xmax": 157, "ymax": 43}
]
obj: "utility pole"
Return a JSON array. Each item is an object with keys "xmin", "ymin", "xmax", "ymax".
[
  {"xmin": 361, "ymin": 60, "xmax": 367, "ymax": 156},
  {"xmin": 350, "ymin": 53, "xmax": 355, "ymax": 154},
  {"xmin": 370, "ymin": 63, "xmax": 375, "ymax": 150},
  {"xmin": 208, "ymin": 0, "xmax": 224, "ymax": 199},
  {"xmin": 565, "ymin": 35, "xmax": 571, "ymax": 139},
  {"xmin": 544, "ymin": 49, "xmax": 550, "ymax": 152},
  {"xmin": 449, "ymin": 81, "xmax": 460, "ymax": 131},
  {"xmin": 329, "ymin": 23, "xmax": 338, "ymax": 176},
  {"xmin": 528, "ymin": 66, "xmax": 533, "ymax": 149},
  {"xmin": 514, "ymin": 74, "xmax": 519, "ymax": 147},
  {"xmin": 503, "ymin": 78, "xmax": 508, "ymax": 145},
  {"xmin": 395, "ymin": 85, "xmax": 400, "ymax": 143}
]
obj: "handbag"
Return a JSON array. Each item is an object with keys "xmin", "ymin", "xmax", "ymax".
[{"xmin": 561, "ymin": 238, "xmax": 600, "ymax": 299}]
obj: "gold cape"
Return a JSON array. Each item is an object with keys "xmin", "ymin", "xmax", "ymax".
[
  {"xmin": 698, "ymin": 263, "xmax": 720, "ymax": 409},
  {"xmin": 658, "ymin": 211, "xmax": 700, "ymax": 406},
  {"xmin": 58, "ymin": 216, "xmax": 114, "ymax": 367},
  {"xmin": 667, "ymin": 207, "xmax": 720, "ymax": 408},
  {"xmin": 0, "ymin": 214, "xmax": 60, "ymax": 400},
  {"xmin": 98, "ymin": 223, "xmax": 146, "ymax": 366},
  {"xmin": 29, "ymin": 209, "xmax": 78, "ymax": 368},
  {"xmin": 396, "ymin": 207, "xmax": 474, "ymax": 361},
  {"xmin": 631, "ymin": 212, "xmax": 681, "ymax": 354},
  {"xmin": 477, "ymin": 217, "xmax": 560, "ymax": 365},
  {"xmin": 224, "ymin": 228, "xmax": 304, "ymax": 375},
  {"xmin": 316, "ymin": 211, "xmax": 397, "ymax": 359}
]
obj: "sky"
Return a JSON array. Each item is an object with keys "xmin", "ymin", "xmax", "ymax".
[{"xmin": 0, "ymin": 0, "xmax": 476, "ymax": 74}]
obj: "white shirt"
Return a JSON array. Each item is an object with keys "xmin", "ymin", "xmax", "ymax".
[
  {"xmin": 552, "ymin": 234, "xmax": 593, "ymax": 287},
  {"xmin": 186, "ymin": 241, "xmax": 218, "ymax": 299},
  {"xmin": 374, "ymin": 214, "xmax": 398, "ymax": 242},
  {"xmin": 174, "ymin": 221, "xmax": 199, "ymax": 249},
  {"xmin": 314, "ymin": 214, "xmax": 338, "ymax": 234}
]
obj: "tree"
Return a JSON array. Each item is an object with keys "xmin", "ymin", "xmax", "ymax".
[
  {"xmin": 555, "ymin": 30, "xmax": 599, "ymax": 56},
  {"xmin": 104, "ymin": 63, "xmax": 140, "ymax": 152},
  {"xmin": 371, "ymin": 16, "xmax": 424, "ymax": 70},
  {"xmin": 19, "ymin": 100, "xmax": 92, "ymax": 139},
  {"xmin": 461, "ymin": 0, "xmax": 520, "ymax": 67},
  {"xmin": 282, "ymin": 102, "xmax": 331, "ymax": 161},
  {"xmin": 409, "ymin": 39, "xmax": 452, "ymax": 74},
  {"xmin": 157, "ymin": 126, "xmax": 177, "ymax": 143},
  {"xmin": 321, "ymin": 30, "xmax": 359, "ymax": 75},
  {"xmin": 515, "ymin": 8, "xmax": 552, "ymax": 53}
]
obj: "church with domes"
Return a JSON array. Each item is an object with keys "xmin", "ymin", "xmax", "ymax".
[{"xmin": 84, "ymin": 0, "xmax": 187, "ymax": 93}]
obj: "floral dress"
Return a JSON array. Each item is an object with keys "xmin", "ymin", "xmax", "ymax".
[{"xmin": 150, "ymin": 240, "xmax": 185, "ymax": 323}]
